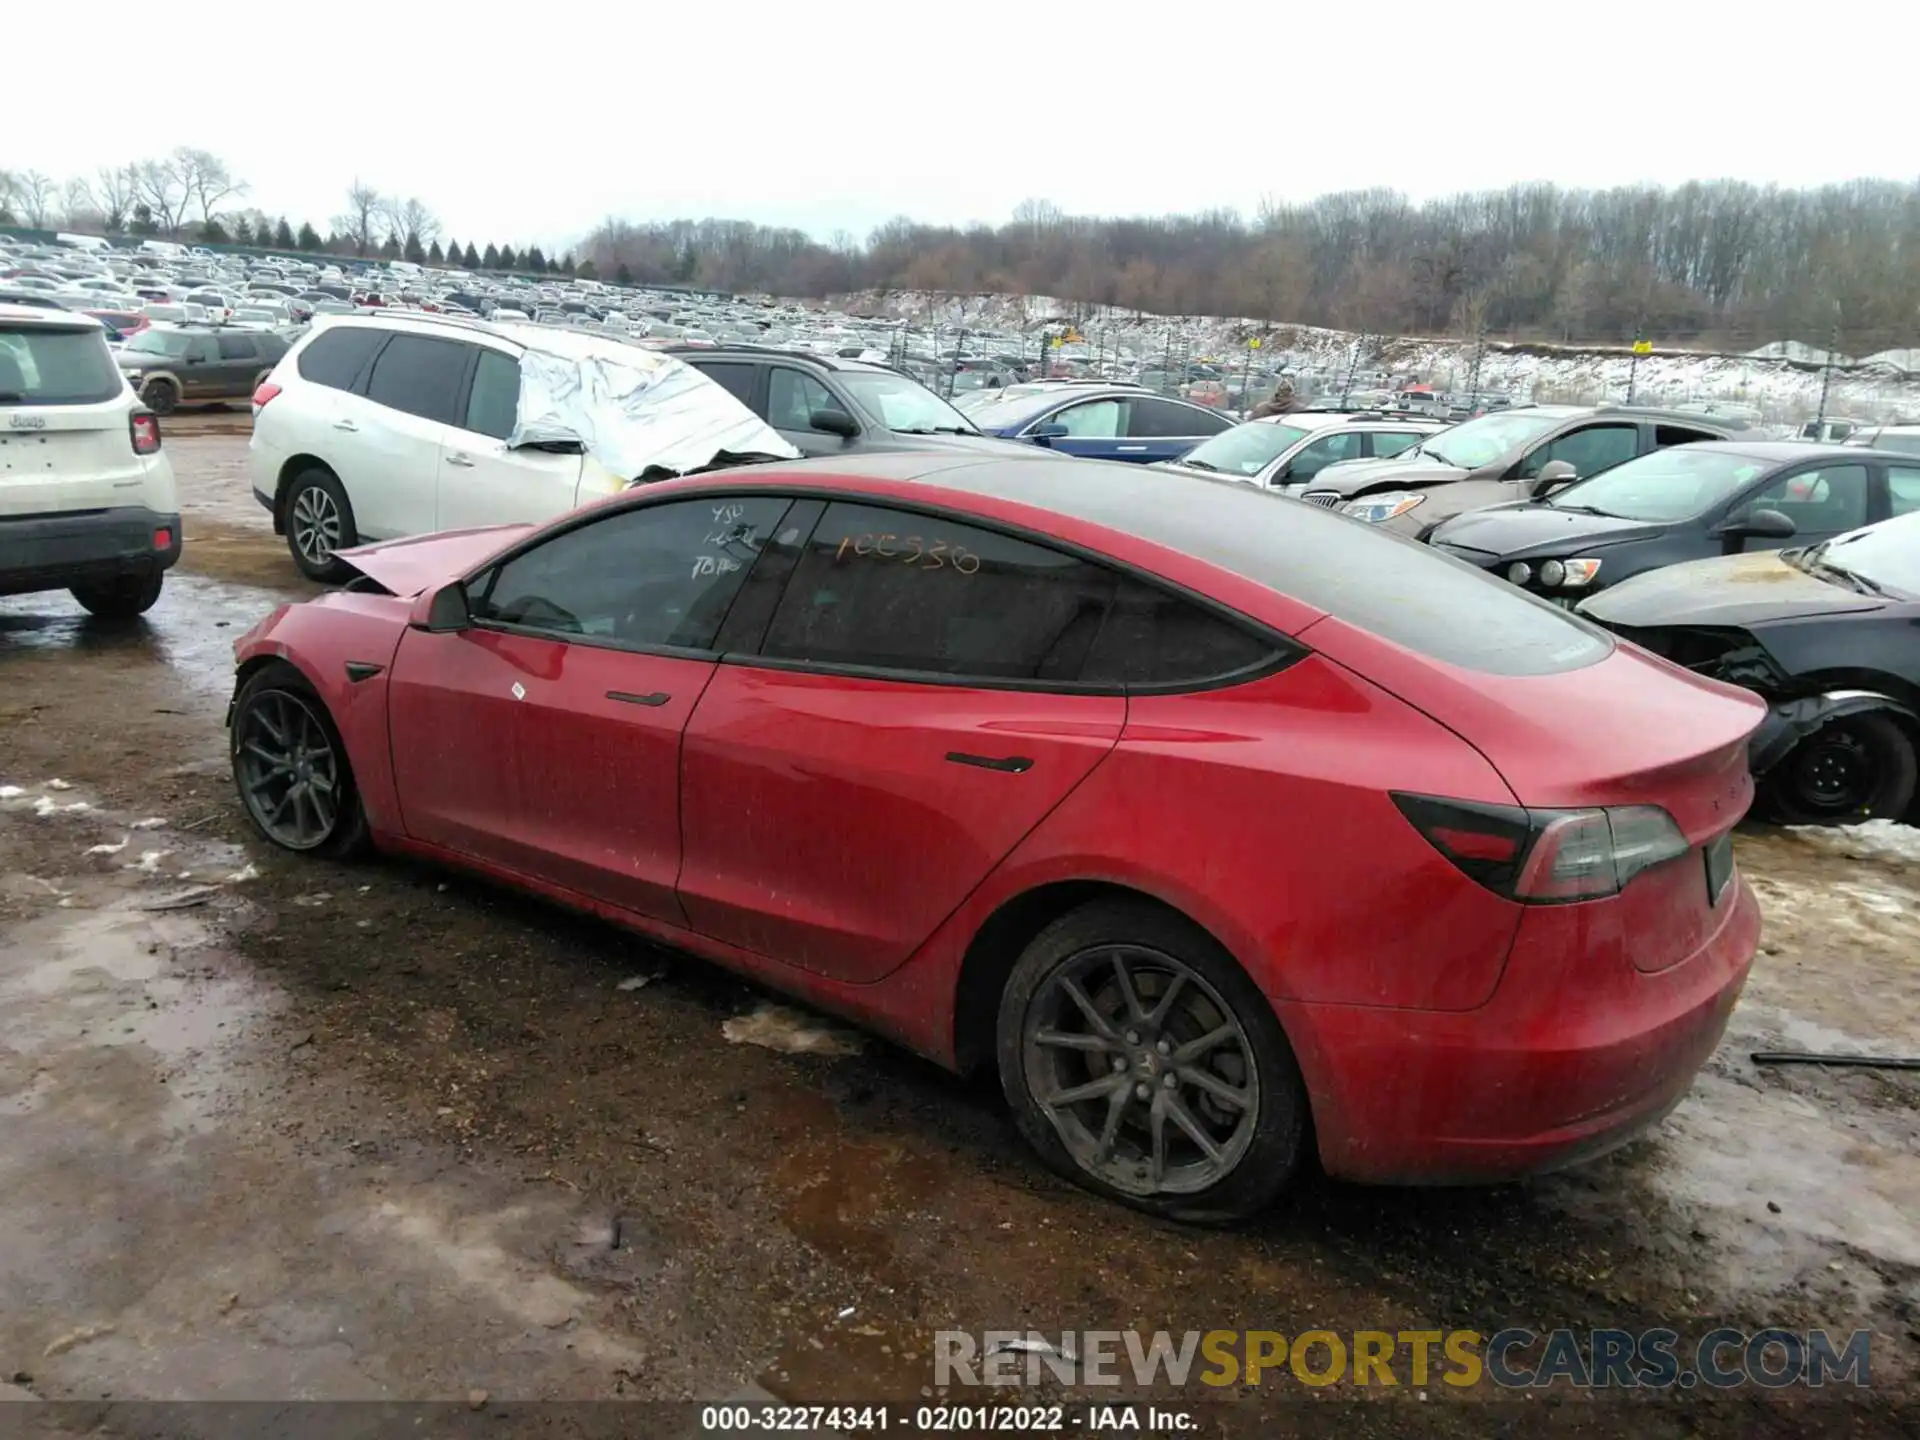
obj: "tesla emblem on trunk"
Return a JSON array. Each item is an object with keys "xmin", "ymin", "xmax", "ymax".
[
  {"xmin": 511, "ymin": 682, "xmax": 526, "ymax": 700},
  {"xmin": 8, "ymin": 414, "xmax": 46, "ymax": 429}
]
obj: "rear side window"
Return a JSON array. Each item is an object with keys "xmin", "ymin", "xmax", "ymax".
[
  {"xmin": 364, "ymin": 334, "xmax": 469, "ymax": 425},
  {"xmin": 760, "ymin": 502, "xmax": 1119, "ymax": 682},
  {"xmin": 1081, "ymin": 580, "xmax": 1281, "ymax": 687},
  {"xmin": 0, "ymin": 325, "xmax": 123, "ymax": 406},
  {"xmin": 216, "ymin": 334, "xmax": 256, "ymax": 360},
  {"xmin": 694, "ymin": 361, "xmax": 760, "ymax": 411},
  {"xmin": 296, "ymin": 326, "xmax": 385, "ymax": 391},
  {"xmin": 1129, "ymin": 397, "xmax": 1230, "ymax": 438},
  {"xmin": 462, "ymin": 348, "xmax": 521, "ymax": 440}
]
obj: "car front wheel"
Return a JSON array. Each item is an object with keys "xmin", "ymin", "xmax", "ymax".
[
  {"xmin": 996, "ymin": 899, "xmax": 1308, "ymax": 1223},
  {"xmin": 230, "ymin": 662, "xmax": 369, "ymax": 857},
  {"xmin": 1761, "ymin": 712, "xmax": 1918, "ymax": 824},
  {"xmin": 141, "ymin": 377, "xmax": 178, "ymax": 415}
]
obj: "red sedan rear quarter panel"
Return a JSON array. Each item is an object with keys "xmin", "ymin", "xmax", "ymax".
[
  {"xmin": 982, "ymin": 656, "xmax": 1529, "ymax": 1012},
  {"xmin": 234, "ymin": 592, "xmax": 413, "ymax": 834}
]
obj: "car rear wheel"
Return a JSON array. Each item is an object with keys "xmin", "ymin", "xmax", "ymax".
[
  {"xmin": 230, "ymin": 662, "xmax": 369, "ymax": 857},
  {"xmin": 1761, "ymin": 712, "xmax": 1918, "ymax": 824},
  {"xmin": 141, "ymin": 377, "xmax": 178, "ymax": 415},
  {"xmin": 996, "ymin": 899, "xmax": 1308, "ymax": 1224},
  {"xmin": 284, "ymin": 467, "xmax": 357, "ymax": 583},
  {"xmin": 70, "ymin": 572, "xmax": 163, "ymax": 621}
]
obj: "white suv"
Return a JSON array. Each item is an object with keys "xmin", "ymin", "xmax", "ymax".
[
  {"xmin": 249, "ymin": 312, "xmax": 792, "ymax": 582},
  {"xmin": 0, "ymin": 304, "xmax": 180, "ymax": 619}
]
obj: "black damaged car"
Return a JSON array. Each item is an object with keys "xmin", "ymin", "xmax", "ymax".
[
  {"xmin": 1428, "ymin": 442, "xmax": 1917, "ymax": 606},
  {"xmin": 1578, "ymin": 511, "xmax": 1920, "ymax": 824}
]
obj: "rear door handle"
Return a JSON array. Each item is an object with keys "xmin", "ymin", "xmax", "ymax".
[
  {"xmin": 608, "ymin": 690, "xmax": 671, "ymax": 707},
  {"xmin": 946, "ymin": 751, "xmax": 1033, "ymax": 773},
  {"xmin": 332, "ymin": 419, "xmax": 358, "ymax": 432},
  {"xmin": 445, "ymin": 452, "xmax": 475, "ymax": 468}
]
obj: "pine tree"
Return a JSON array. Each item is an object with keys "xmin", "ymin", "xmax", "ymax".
[
  {"xmin": 481, "ymin": 243, "xmax": 500, "ymax": 270},
  {"xmin": 558, "ymin": 252, "xmax": 575, "ymax": 276},
  {"xmin": 675, "ymin": 242, "xmax": 698, "ymax": 282},
  {"xmin": 380, "ymin": 234, "xmax": 402, "ymax": 259},
  {"xmin": 296, "ymin": 221, "xmax": 321, "ymax": 250},
  {"xmin": 463, "ymin": 242, "xmax": 480, "ymax": 268},
  {"xmin": 526, "ymin": 246, "xmax": 547, "ymax": 273},
  {"xmin": 427, "ymin": 239, "xmax": 444, "ymax": 264},
  {"xmin": 230, "ymin": 216, "xmax": 255, "ymax": 246},
  {"xmin": 404, "ymin": 232, "xmax": 426, "ymax": 264},
  {"xmin": 274, "ymin": 217, "xmax": 295, "ymax": 249},
  {"xmin": 577, "ymin": 259, "xmax": 598, "ymax": 281},
  {"xmin": 498, "ymin": 244, "xmax": 517, "ymax": 269},
  {"xmin": 616, "ymin": 261, "xmax": 633, "ymax": 285},
  {"xmin": 200, "ymin": 217, "xmax": 229, "ymax": 244}
]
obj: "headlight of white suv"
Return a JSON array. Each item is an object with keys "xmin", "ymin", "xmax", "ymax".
[{"xmin": 1342, "ymin": 493, "xmax": 1425, "ymax": 524}]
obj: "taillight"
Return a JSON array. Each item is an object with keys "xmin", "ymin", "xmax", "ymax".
[
  {"xmin": 130, "ymin": 412, "xmax": 161, "ymax": 454},
  {"xmin": 253, "ymin": 382, "xmax": 282, "ymax": 409},
  {"xmin": 1393, "ymin": 793, "xmax": 1691, "ymax": 903}
]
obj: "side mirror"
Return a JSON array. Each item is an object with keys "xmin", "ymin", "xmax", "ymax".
[
  {"xmin": 1031, "ymin": 422, "xmax": 1069, "ymax": 444},
  {"xmin": 422, "ymin": 581, "xmax": 471, "ymax": 632},
  {"xmin": 1529, "ymin": 459, "xmax": 1578, "ymax": 494},
  {"xmin": 809, "ymin": 407, "xmax": 860, "ymax": 439},
  {"xmin": 1715, "ymin": 507, "xmax": 1797, "ymax": 543}
]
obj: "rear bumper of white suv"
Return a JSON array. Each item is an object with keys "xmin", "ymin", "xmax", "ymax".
[{"xmin": 0, "ymin": 507, "xmax": 183, "ymax": 598}]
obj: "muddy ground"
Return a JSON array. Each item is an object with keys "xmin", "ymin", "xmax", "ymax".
[{"xmin": 0, "ymin": 432, "xmax": 1915, "ymax": 1438}]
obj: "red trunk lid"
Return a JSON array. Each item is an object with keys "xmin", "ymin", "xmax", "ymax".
[{"xmin": 1302, "ymin": 614, "xmax": 1764, "ymax": 844}]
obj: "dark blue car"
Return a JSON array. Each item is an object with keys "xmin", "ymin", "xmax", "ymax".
[{"xmin": 966, "ymin": 384, "xmax": 1234, "ymax": 462}]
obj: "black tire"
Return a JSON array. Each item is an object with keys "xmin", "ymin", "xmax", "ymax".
[
  {"xmin": 229, "ymin": 661, "xmax": 369, "ymax": 858},
  {"xmin": 70, "ymin": 572, "xmax": 163, "ymax": 621},
  {"xmin": 282, "ymin": 466, "xmax": 358, "ymax": 583},
  {"xmin": 1760, "ymin": 712, "xmax": 1918, "ymax": 825},
  {"xmin": 141, "ymin": 377, "xmax": 179, "ymax": 415},
  {"xmin": 995, "ymin": 899, "xmax": 1308, "ymax": 1224}
]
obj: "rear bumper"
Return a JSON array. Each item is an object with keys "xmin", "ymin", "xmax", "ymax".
[
  {"xmin": 0, "ymin": 507, "xmax": 182, "ymax": 597},
  {"xmin": 1281, "ymin": 874, "xmax": 1760, "ymax": 1183}
]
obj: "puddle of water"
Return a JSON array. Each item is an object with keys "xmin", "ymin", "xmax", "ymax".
[{"xmin": 0, "ymin": 573, "xmax": 286, "ymax": 697}]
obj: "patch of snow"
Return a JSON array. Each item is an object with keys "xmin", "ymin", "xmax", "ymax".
[
  {"xmin": 721, "ymin": 1003, "xmax": 861, "ymax": 1057},
  {"xmin": 615, "ymin": 974, "xmax": 654, "ymax": 992},
  {"xmin": 44, "ymin": 778, "xmax": 72, "ymax": 791},
  {"xmin": 62, "ymin": 801, "xmax": 90, "ymax": 813},
  {"xmin": 0, "ymin": 785, "xmax": 23, "ymax": 799},
  {"xmin": 31, "ymin": 797, "xmax": 58, "ymax": 818},
  {"xmin": 85, "ymin": 838, "xmax": 129, "ymax": 857},
  {"xmin": 223, "ymin": 863, "xmax": 260, "ymax": 883},
  {"xmin": 129, "ymin": 817, "xmax": 168, "ymax": 830},
  {"xmin": 126, "ymin": 850, "xmax": 171, "ymax": 875},
  {"xmin": 1785, "ymin": 820, "xmax": 1920, "ymax": 866}
]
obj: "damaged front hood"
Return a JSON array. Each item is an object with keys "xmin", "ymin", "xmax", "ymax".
[
  {"xmin": 504, "ymin": 328, "xmax": 800, "ymax": 480},
  {"xmin": 336, "ymin": 524, "xmax": 533, "ymax": 596},
  {"xmin": 1577, "ymin": 551, "xmax": 1889, "ymax": 628}
]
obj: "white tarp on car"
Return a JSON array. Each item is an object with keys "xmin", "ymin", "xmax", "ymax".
[{"xmin": 503, "ymin": 326, "xmax": 799, "ymax": 479}]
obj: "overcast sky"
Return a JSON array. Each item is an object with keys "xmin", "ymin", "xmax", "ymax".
[{"xmin": 10, "ymin": 1, "xmax": 1914, "ymax": 253}]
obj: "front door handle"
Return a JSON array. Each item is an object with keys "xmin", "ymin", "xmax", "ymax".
[
  {"xmin": 445, "ymin": 452, "xmax": 475, "ymax": 468},
  {"xmin": 608, "ymin": 690, "xmax": 671, "ymax": 707},
  {"xmin": 946, "ymin": 751, "xmax": 1033, "ymax": 774},
  {"xmin": 332, "ymin": 419, "xmax": 358, "ymax": 432},
  {"xmin": 1114, "ymin": 444, "xmax": 1149, "ymax": 452}
]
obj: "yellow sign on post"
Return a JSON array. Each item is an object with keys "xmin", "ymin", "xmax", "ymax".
[
  {"xmin": 1632, "ymin": 340, "xmax": 1652, "ymax": 355},
  {"xmin": 1049, "ymin": 337, "xmax": 1064, "ymax": 349},
  {"xmin": 1248, "ymin": 337, "xmax": 1262, "ymax": 349}
]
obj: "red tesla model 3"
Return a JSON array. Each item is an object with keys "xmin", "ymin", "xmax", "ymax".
[{"xmin": 228, "ymin": 453, "xmax": 1763, "ymax": 1221}]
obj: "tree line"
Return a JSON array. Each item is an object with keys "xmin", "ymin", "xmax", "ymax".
[
  {"xmin": 580, "ymin": 183, "xmax": 1920, "ymax": 352},
  {"xmin": 0, "ymin": 154, "xmax": 578, "ymax": 276}
]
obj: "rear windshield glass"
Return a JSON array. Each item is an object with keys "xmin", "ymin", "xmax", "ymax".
[
  {"xmin": 0, "ymin": 325, "xmax": 124, "ymax": 406},
  {"xmin": 933, "ymin": 463, "xmax": 1613, "ymax": 677}
]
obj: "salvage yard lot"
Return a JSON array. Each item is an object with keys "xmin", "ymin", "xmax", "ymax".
[{"xmin": 1, "ymin": 432, "xmax": 1916, "ymax": 1435}]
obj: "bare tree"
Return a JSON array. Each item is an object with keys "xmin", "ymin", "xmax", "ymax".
[
  {"xmin": 133, "ymin": 157, "xmax": 193, "ymax": 234},
  {"xmin": 171, "ymin": 148, "xmax": 246, "ymax": 222},
  {"xmin": 333, "ymin": 179, "xmax": 383, "ymax": 256},
  {"xmin": 15, "ymin": 170, "xmax": 57, "ymax": 228},
  {"xmin": 70, "ymin": 164, "xmax": 139, "ymax": 232},
  {"xmin": 380, "ymin": 195, "xmax": 439, "ymax": 248}
]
